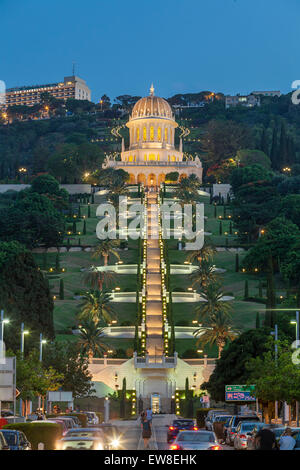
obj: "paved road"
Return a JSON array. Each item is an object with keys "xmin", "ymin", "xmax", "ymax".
[{"xmin": 110, "ymin": 415, "xmax": 233, "ymax": 450}]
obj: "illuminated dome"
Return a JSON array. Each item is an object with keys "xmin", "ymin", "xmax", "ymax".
[{"xmin": 131, "ymin": 84, "xmax": 174, "ymax": 120}]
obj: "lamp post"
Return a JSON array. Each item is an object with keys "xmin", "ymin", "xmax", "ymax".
[
  {"xmin": 0, "ymin": 310, "xmax": 9, "ymax": 360},
  {"xmin": 291, "ymin": 311, "xmax": 300, "ymax": 426},
  {"xmin": 39, "ymin": 333, "xmax": 46, "ymax": 362},
  {"xmin": 270, "ymin": 325, "xmax": 278, "ymax": 421},
  {"xmin": 20, "ymin": 323, "xmax": 29, "ymax": 360}
]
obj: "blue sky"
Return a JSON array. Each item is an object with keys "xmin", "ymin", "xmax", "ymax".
[{"xmin": 1, "ymin": 0, "xmax": 299, "ymax": 102}]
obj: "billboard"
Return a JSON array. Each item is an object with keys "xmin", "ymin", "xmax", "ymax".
[{"xmin": 225, "ymin": 385, "xmax": 256, "ymax": 402}]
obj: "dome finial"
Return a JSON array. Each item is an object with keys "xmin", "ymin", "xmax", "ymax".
[{"xmin": 149, "ymin": 83, "xmax": 155, "ymax": 96}]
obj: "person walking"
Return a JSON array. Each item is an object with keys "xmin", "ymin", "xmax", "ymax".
[
  {"xmin": 141, "ymin": 411, "xmax": 152, "ymax": 449},
  {"xmin": 279, "ymin": 428, "xmax": 296, "ymax": 450},
  {"xmin": 146, "ymin": 407, "xmax": 153, "ymax": 424},
  {"xmin": 255, "ymin": 427, "xmax": 278, "ymax": 450}
]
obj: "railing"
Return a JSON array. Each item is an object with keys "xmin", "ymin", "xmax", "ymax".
[
  {"xmin": 107, "ymin": 160, "xmax": 201, "ymax": 167},
  {"xmin": 133, "ymin": 352, "xmax": 178, "ymax": 368}
]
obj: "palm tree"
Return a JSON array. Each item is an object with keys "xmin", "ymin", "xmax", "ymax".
[
  {"xmin": 79, "ymin": 290, "xmax": 115, "ymax": 324},
  {"xmin": 186, "ymin": 243, "xmax": 216, "ymax": 264},
  {"xmin": 194, "ymin": 281, "xmax": 232, "ymax": 323},
  {"xmin": 82, "ymin": 265, "xmax": 118, "ymax": 290},
  {"xmin": 78, "ymin": 316, "xmax": 109, "ymax": 358},
  {"xmin": 194, "ymin": 311, "xmax": 239, "ymax": 358},
  {"xmin": 190, "ymin": 259, "xmax": 218, "ymax": 289},
  {"xmin": 93, "ymin": 239, "xmax": 120, "ymax": 266}
]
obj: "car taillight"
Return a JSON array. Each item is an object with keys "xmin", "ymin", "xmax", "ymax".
[
  {"xmin": 230, "ymin": 431, "xmax": 235, "ymax": 434},
  {"xmin": 239, "ymin": 434, "xmax": 247, "ymax": 439},
  {"xmin": 209, "ymin": 445, "xmax": 222, "ymax": 450},
  {"xmin": 170, "ymin": 444, "xmax": 181, "ymax": 450},
  {"xmin": 169, "ymin": 426, "xmax": 175, "ymax": 430},
  {"xmin": 193, "ymin": 427, "xmax": 198, "ymax": 431}
]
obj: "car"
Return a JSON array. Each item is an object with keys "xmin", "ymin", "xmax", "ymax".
[
  {"xmin": 205, "ymin": 409, "xmax": 229, "ymax": 430},
  {"xmin": 57, "ymin": 435, "xmax": 106, "ymax": 450},
  {"xmin": 47, "ymin": 418, "xmax": 69, "ymax": 436},
  {"xmin": 233, "ymin": 421, "xmax": 259, "ymax": 450},
  {"xmin": 247, "ymin": 423, "xmax": 278, "ymax": 450},
  {"xmin": 82, "ymin": 411, "xmax": 99, "ymax": 426},
  {"xmin": 96, "ymin": 424, "xmax": 122, "ymax": 449},
  {"xmin": 0, "ymin": 430, "xmax": 31, "ymax": 450},
  {"xmin": 0, "ymin": 431, "xmax": 10, "ymax": 451},
  {"xmin": 210, "ymin": 415, "xmax": 232, "ymax": 432},
  {"xmin": 50, "ymin": 416, "xmax": 78, "ymax": 430},
  {"xmin": 167, "ymin": 419, "xmax": 198, "ymax": 442},
  {"xmin": 170, "ymin": 430, "xmax": 222, "ymax": 450},
  {"xmin": 226, "ymin": 414, "xmax": 260, "ymax": 446}
]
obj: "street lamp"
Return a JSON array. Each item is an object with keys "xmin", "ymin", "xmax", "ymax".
[
  {"xmin": 39, "ymin": 333, "xmax": 47, "ymax": 362},
  {"xmin": 0, "ymin": 310, "xmax": 9, "ymax": 359},
  {"xmin": 270, "ymin": 324, "xmax": 278, "ymax": 421},
  {"xmin": 20, "ymin": 323, "xmax": 29, "ymax": 359}
]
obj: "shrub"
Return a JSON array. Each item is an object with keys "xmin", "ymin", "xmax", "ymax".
[{"xmin": 3, "ymin": 422, "xmax": 62, "ymax": 450}]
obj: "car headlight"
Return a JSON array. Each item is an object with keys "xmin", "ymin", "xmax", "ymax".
[{"xmin": 111, "ymin": 439, "xmax": 120, "ymax": 448}]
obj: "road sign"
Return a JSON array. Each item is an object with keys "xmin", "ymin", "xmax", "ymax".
[
  {"xmin": 16, "ymin": 388, "xmax": 20, "ymax": 398},
  {"xmin": 225, "ymin": 385, "xmax": 256, "ymax": 401},
  {"xmin": 0, "ymin": 357, "xmax": 16, "ymax": 402}
]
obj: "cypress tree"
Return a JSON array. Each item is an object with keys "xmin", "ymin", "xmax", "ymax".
[
  {"xmin": 88, "ymin": 205, "xmax": 91, "ymax": 218},
  {"xmin": 256, "ymin": 312, "xmax": 260, "ymax": 329},
  {"xmin": 83, "ymin": 219, "xmax": 87, "ymax": 235},
  {"xmin": 214, "ymin": 205, "xmax": 217, "ymax": 218},
  {"xmin": 244, "ymin": 280, "xmax": 249, "ymax": 299},
  {"xmin": 78, "ymin": 205, "xmax": 81, "ymax": 218},
  {"xmin": 270, "ymin": 126, "xmax": 278, "ymax": 170},
  {"xmin": 43, "ymin": 251, "xmax": 48, "ymax": 270},
  {"xmin": 59, "ymin": 279, "xmax": 64, "ymax": 300},
  {"xmin": 229, "ymin": 221, "xmax": 233, "ymax": 235},
  {"xmin": 91, "ymin": 193, "xmax": 95, "ymax": 204},
  {"xmin": 72, "ymin": 221, "xmax": 77, "ymax": 234},
  {"xmin": 67, "ymin": 238, "xmax": 71, "ymax": 250},
  {"xmin": 235, "ymin": 253, "xmax": 239, "ymax": 272},
  {"xmin": 219, "ymin": 220, "xmax": 222, "ymax": 235},
  {"xmin": 55, "ymin": 253, "xmax": 60, "ymax": 272},
  {"xmin": 279, "ymin": 121, "xmax": 288, "ymax": 168},
  {"xmin": 260, "ymin": 127, "xmax": 269, "ymax": 156},
  {"xmin": 223, "ymin": 206, "xmax": 226, "ymax": 218}
]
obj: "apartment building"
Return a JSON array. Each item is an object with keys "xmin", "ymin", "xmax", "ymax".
[{"xmin": 225, "ymin": 93, "xmax": 261, "ymax": 109}]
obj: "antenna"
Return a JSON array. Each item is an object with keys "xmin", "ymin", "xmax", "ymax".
[{"xmin": 72, "ymin": 61, "xmax": 76, "ymax": 76}]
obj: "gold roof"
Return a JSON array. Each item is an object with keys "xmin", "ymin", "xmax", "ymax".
[{"xmin": 131, "ymin": 85, "xmax": 173, "ymax": 120}]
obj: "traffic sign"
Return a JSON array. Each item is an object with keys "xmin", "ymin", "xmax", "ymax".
[{"xmin": 225, "ymin": 385, "xmax": 256, "ymax": 402}]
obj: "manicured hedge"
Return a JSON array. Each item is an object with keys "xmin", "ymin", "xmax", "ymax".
[{"xmin": 3, "ymin": 422, "xmax": 62, "ymax": 450}]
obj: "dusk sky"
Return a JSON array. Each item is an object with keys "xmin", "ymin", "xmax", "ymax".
[{"xmin": 1, "ymin": 0, "xmax": 299, "ymax": 102}]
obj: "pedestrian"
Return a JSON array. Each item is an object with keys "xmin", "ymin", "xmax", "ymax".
[
  {"xmin": 141, "ymin": 412, "xmax": 152, "ymax": 449},
  {"xmin": 279, "ymin": 428, "xmax": 296, "ymax": 450},
  {"xmin": 146, "ymin": 407, "xmax": 153, "ymax": 423},
  {"xmin": 255, "ymin": 427, "xmax": 278, "ymax": 450}
]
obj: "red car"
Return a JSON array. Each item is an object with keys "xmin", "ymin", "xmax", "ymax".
[{"xmin": 167, "ymin": 419, "xmax": 198, "ymax": 443}]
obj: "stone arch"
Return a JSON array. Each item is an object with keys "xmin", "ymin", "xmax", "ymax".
[
  {"xmin": 128, "ymin": 173, "xmax": 136, "ymax": 184},
  {"xmin": 147, "ymin": 173, "xmax": 157, "ymax": 186},
  {"xmin": 179, "ymin": 173, "xmax": 187, "ymax": 181},
  {"xmin": 137, "ymin": 173, "xmax": 146, "ymax": 185},
  {"xmin": 158, "ymin": 173, "xmax": 165, "ymax": 185}
]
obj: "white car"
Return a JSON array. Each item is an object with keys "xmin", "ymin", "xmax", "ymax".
[
  {"xmin": 83, "ymin": 411, "xmax": 99, "ymax": 426},
  {"xmin": 234, "ymin": 421, "xmax": 258, "ymax": 450}
]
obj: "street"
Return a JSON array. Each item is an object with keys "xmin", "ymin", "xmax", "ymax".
[{"xmin": 111, "ymin": 415, "xmax": 233, "ymax": 450}]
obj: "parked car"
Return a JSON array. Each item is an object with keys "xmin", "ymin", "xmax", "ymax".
[
  {"xmin": 0, "ymin": 430, "xmax": 31, "ymax": 450},
  {"xmin": 97, "ymin": 424, "xmax": 122, "ymax": 449},
  {"xmin": 226, "ymin": 414, "xmax": 260, "ymax": 446},
  {"xmin": 170, "ymin": 430, "xmax": 222, "ymax": 450},
  {"xmin": 0, "ymin": 431, "xmax": 10, "ymax": 450},
  {"xmin": 83, "ymin": 412, "xmax": 99, "ymax": 426},
  {"xmin": 205, "ymin": 410, "xmax": 229, "ymax": 430},
  {"xmin": 233, "ymin": 421, "xmax": 258, "ymax": 450},
  {"xmin": 167, "ymin": 419, "xmax": 198, "ymax": 442}
]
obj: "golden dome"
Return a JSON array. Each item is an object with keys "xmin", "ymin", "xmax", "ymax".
[{"xmin": 131, "ymin": 85, "xmax": 173, "ymax": 120}]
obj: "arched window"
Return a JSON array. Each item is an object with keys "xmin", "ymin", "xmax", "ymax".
[
  {"xmin": 157, "ymin": 127, "xmax": 162, "ymax": 141},
  {"xmin": 136, "ymin": 127, "xmax": 140, "ymax": 142},
  {"xmin": 164, "ymin": 128, "xmax": 168, "ymax": 142},
  {"xmin": 150, "ymin": 126, "xmax": 154, "ymax": 141},
  {"xmin": 143, "ymin": 127, "xmax": 147, "ymax": 141}
]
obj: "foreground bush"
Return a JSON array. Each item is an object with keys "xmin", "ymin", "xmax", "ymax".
[{"xmin": 3, "ymin": 422, "xmax": 62, "ymax": 450}]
